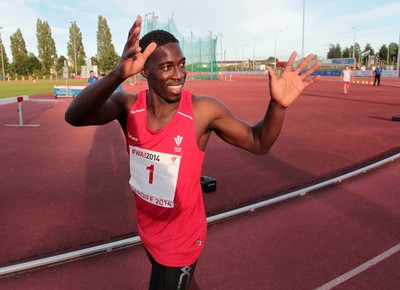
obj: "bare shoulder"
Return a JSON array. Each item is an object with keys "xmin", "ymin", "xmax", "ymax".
[
  {"xmin": 192, "ymin": 94, "xmax": 232, "ymax": 130},
  {"xmin": 192, "ymin": 94, "xmax": 228, "ymax": 112},
  {"xmin": 110, "ymin": 90, "xmax": 138, "ymax": 113}
]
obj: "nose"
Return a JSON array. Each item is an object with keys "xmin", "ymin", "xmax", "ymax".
[{"xmin": 172, "ymin": 66, "xmax": 186, "ymax": 80}]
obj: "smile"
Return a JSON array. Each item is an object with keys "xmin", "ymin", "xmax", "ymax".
[{"xmin": 168, "ymin": 84, "xmax": 183, "ymax": 90}]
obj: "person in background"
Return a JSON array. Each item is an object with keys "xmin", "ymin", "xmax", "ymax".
[
  {"xmin": 340, "ymin": 65, "xmax": 355, "ymax": 95},
  {"xmin": 374, "ymin": 64, "xmax": 383, "ymax": 86},
  {"xmin": 65, "ymin": 15, "xmax": 320, "ymax": 290},
  {"xmin": 88, "ymin": 70, "xmax": 99, "ymax": 84}
]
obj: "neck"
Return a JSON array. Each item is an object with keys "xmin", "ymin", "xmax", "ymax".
[{"xmin": 148, "ymin": 90, "xmax": 179, "ymax": 113}]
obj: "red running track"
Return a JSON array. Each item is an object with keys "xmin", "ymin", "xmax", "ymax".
[
  {"xmin": 0, "ymin": 76, "xmax": 399, "ymax": 289},
  {"xmin": 1, "ymin": 158, "xmax": 399, "ymax": 289}
]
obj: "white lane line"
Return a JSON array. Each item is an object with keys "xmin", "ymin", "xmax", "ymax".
[{"xmin": 314, "ymin": 243, "xmax": 400, "ymax": 290}]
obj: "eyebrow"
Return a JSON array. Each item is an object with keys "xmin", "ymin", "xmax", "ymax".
[{"xmin": 159, "ymin": 57, "xmax": 186, "ymax": 67}]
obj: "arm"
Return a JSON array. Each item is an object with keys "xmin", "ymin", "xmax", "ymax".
[
  {"xmin": 65, "ymin": 15, "xmax": 156, "ymax": 126},
  {"xmin": 209, "ymin": 52, "xmax": 320, "ymax": 154}
]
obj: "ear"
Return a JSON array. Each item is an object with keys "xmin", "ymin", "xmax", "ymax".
[{"xmin": 140, "ymin": 68, "xmax": 148, "ymax": 79}]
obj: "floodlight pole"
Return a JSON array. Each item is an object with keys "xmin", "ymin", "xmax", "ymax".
[{"xmin": 0, "ymin": 27, "xmax": 5, "ymax": 81}]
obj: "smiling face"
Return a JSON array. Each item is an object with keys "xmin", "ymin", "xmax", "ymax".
[{"xmin": 142, "ymin": 42, "xmax": 187, "ymax": 103}]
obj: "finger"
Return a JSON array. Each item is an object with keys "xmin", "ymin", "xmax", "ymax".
[
  {"xmin": 142, "ymin": 42, "xmax": 157, "ymax": 60},
  {"xmin": 283, "ymin": 51, "xmax": 297, "ymax": 72},
  {"xmin": 125, "ymin": 26, "xmax": 141, "ymax": 50},
  {"xmin": 127, "ymin": 16, "xmax": 141, "ymax": 41},
  {"xmin": 124, "ymin": 47, "xmax": 142, "ymax": 59},
  {"xmin": 300, "ymin": 60, "xmax": 321, "ymax": 79},
  {"xmin": 303, "ymin": 75, "xmax": 320, "ymax": 88},
  {"xmin": 294, "ymin": 54, "xmax": 314, "ymax": 74},
  {"xmin": 266, "ymin": 66, "xmax": 277, "ymax": 85}
]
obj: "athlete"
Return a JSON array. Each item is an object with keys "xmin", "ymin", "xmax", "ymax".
[
  {"xmin": 65, "ymin": 15, "xmax": 320, "ymax": 290},
  {"xmin": 340, "ymin": 65, "xmax": 355, "ymax": 95}
]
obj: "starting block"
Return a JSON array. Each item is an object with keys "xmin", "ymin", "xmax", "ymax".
[{"xmin": 201, "ymin": 176, "xmax": 217, "ymax": 193}]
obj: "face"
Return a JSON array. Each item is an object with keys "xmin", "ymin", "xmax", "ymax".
[{"xmin": 142, "ymin": 42, "xmax": 187, "ymax": 103}]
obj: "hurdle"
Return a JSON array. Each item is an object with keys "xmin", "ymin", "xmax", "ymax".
[{"xmin": 4, "ymin": 96, "xmax": 40, "ymax": 127}]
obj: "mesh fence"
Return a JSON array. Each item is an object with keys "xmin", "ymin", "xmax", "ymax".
[{"xmin": 144, "ymin": 16, "xmax": 219, "ymax": 80}]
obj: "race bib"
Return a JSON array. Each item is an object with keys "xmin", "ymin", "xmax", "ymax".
[{"xmin": 129, "ymin": 146, "xmax": 181, "ymax": 208}]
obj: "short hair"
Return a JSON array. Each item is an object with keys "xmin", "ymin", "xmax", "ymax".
[{"xmin": 139, "ymin": 30, "xmax": 179, "ymax": 51}]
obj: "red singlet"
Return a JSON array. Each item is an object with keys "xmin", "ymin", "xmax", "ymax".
[{"xmin": 126, "ymin": 90, "xmax": 206, "ymax": 267}]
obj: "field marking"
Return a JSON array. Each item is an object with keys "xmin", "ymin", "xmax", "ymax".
[{"xmin": 314, "ymin": 243, "xmax": 400, "ymax": 290}]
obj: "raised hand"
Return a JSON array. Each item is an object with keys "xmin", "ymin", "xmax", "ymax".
[
  {"xmin": 266, "ymin": 52, "xmax": 320, "ymax": 107},
  {"xmin": 117, "ymin": 16, "xmax": 157, "ymax": 80}
]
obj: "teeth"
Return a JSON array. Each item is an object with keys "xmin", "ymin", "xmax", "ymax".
[{"xmin": 168, "ymin": 85, "xmax": 182, "ymax": 90}]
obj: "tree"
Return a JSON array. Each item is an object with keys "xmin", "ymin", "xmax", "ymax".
[
  {"xmin": 0, "ymin": 40, "xmax": 10, "ymax": 78},
  {"xmin": 67, "ymin": 21, "xmax": 86, "ymax": 75},
  {"xmin": 388, "ymin": 42, "xmax": 398, "ymax": 64},
  {"xmin": 327, "ymin": 43, "xmax": 342, "ymax": 59},
  {"xmin": 25, "ymin": 52, "xmax": 41, "ymax": 76},
  {"xmin": 342, "ymin": 47, "xmax": 351, "ymax": 58},
  {"xmin": 97, "ymin": 15, "xmax": 120, "ymax": 73},
  {"xmin": 36, "ymin": 19, "xmax": 58, "ymax": 75},
  {"xmin": 55, "ymin": 55, "xmax": 67, "ymax": 76},
  {"xmin": 9, "ymin": 29, "xmax": 29, "ymax": 76},
  {"xmin": 361, "ymin": 43, "xmax": 375, "ymax": 65},
  {"xmin": 363, "ymin": 43, "xmax": 374, "ymax": 56},
  {"xmin": 90, "ymin": 56, "xmax": 99, "ymax": 66},
  {"xmin": 378, "ymin": 44, "xmax": 388, "ymax": 64},
  {"xmin": 354, "ymin": 43, "xmax": 361, "ymax": 61}
]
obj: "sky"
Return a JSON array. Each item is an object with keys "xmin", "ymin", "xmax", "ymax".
[{"xmin": 0, "ymin": 0, "xmax": 399, "ymax": 63}]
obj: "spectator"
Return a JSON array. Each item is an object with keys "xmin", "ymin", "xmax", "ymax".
[{"xmin": 88, "ymin": 70, "xmax": 99, "ymax": 84}]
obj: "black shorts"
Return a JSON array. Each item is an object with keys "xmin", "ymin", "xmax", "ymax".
[{"xmin": 145, "ymin": 248, "xmax": 198, "ymax": 290}]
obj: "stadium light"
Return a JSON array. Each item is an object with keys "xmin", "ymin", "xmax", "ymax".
[
  {"xmin": 0, "ymin": 27, "xmax": 5, "ymax": 81},
  {"xmin": 71, "ymin": 21, "xmax": 77, "ymax": 77},
  {"xmin": 274, "ymin": 31, "xmax": 282, "ymax": 73}
]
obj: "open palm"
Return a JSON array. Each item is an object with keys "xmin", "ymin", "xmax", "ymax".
[
  {"xmin": 117, "ymin": 16, "xmax": 157, "ymax": 79},
  {"xmin": 267, "ymin": 52, "xmax": 320, "ymax": 107}
]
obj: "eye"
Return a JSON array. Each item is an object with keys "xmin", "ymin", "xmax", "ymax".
[
  {"xmin": 161, "ymin": 65, "xmax": 172, "ymax": 71},
  {"xmin": 180, "ymin": 61, "xmax": 186, "ymax": 68}
]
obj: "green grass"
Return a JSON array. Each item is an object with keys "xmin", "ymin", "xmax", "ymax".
[{"xmin": 0, "ymin": 80, "xmax": 87, "ymax": 99}]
